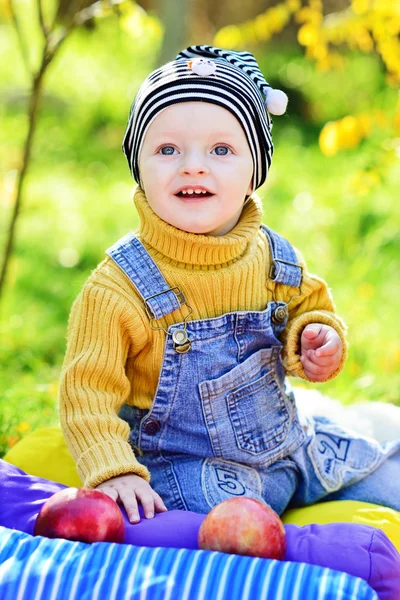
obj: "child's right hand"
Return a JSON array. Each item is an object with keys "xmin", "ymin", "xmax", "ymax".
[{"xmin": 96, "ymin": 473, "xmax": 168, "ymax": 523}]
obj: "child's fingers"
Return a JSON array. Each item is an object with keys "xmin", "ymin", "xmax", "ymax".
[
  {"xmin": 118, "ymin": 489, "xmax": 141, "ymax": 523},
  {"xmin": 305, "ymin": 351, "xmax": 333, "ymax": 367},
  {"xmin": 302, "ymin": 324, "xmax": 322, "ymax": 339},
  {"xmin": 301, "ymin": 325, "xmax": 322, "ymax": 345},
  {"xmin": 306, "ymin": 348, "xmax": 341, "ymax": 367},
  {"xmin": 300, "ymin": 355, "xmax": 331, "ymax": 382},
  {"xmin": 97, "ymin": 486, "xmax": 119, "ymax": 504},
  {"xmin": 301, "ymin": 325, "xmax": 324, "ymax": 350},
  {"xmin": 315, "ymin": 337, "xmax": 341, "ymax": 357},
  {"xmin": 152, "ymin": 490, "xmax": 168, "ymax": 513},
  {"xmin": 135, "ymin": 489, "xmax": 156, "ymax": 519}
]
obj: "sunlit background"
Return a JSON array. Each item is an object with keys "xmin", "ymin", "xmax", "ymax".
[{"xmin": 1, "ymin": 0, "xmax": 399, "ymax": 455}]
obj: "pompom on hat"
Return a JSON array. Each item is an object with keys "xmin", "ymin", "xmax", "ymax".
[{"xmin": 123, "ymin": 45, "xmax": 288, "ymax": 191}]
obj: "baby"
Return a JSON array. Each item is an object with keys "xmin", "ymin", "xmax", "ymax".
[{"xmin": 59, "ymin": 45, "xmax": 400, "ymax": 524}]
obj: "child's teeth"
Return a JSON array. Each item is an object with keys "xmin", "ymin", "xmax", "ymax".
[{"xmin": 179, "ymin": 189, "xmax": 210, "ymax": 196}]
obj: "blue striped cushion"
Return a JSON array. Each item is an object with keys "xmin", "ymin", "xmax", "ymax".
[{"xmin": 0, "ymin": 526, "xmax": 378, "ymax": 600}]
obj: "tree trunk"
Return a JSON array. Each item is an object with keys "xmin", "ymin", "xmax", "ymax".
[
  {"xmin": 0, "ymin": 63, "xmax": 47, "ymax": 300},
  {"xmin": 153, "ymin": 0, "xmax": 193, "ymax": 65}
]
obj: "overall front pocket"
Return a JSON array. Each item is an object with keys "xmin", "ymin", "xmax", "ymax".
[
  {"xmin": 199, "ymin": 347, "xmax": 290, "ymax": 466},
  {"xmin": 227, "ymin": 369, "xmax": 289, "ymax": 454}
]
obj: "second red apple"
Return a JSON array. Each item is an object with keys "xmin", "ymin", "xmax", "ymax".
[{"xmin": 198, "ymin": 497, "xmax": 286, "ymax": 560}]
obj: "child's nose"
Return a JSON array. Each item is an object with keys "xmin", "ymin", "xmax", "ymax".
[{"xmin": 179, "ymin": 151, "xmax": 209, "ymax": 175}]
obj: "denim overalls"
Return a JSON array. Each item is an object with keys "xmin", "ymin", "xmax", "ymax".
[{"xmin": 107, "ymin": 227, "xmax": 400, "ymax": 515}]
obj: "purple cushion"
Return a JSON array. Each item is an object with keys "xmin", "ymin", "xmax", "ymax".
[
  {"xmin": 285, "ymin": 523, "xmax": 400, "ymax": 600},
  {"xmin": 1, "ymin": 459, "xmax": 399, "ymax": 600}
]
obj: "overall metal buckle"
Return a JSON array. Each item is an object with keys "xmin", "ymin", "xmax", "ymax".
[
  {"xmin": 144, "ymin": 286, "xmax": 193, "ymax": 354},
  {"xmin": 266, "ymin": 259, "xmax": 303, "ymax": 324}
]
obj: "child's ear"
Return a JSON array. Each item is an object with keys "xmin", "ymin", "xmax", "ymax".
[{"xmin": 246, "ymin": 179, "xmax": 254, "ymax": 196}]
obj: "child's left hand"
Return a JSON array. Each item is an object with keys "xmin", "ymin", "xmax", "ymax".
[{"xmin": 300, "ymin": 324, "xmax": 343, "ymax": 382}]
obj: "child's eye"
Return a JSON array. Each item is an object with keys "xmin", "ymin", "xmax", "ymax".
[
  {"xmin": 158, "ymin": 146, "xmax": 177, "ymax": 155},
  {"xmin": 212, "ymin": 145, "xmax": 232, "ymax": 156}
]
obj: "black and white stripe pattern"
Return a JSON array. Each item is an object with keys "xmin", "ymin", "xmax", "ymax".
[{"xmin": 123, "ymin": 45, "xmax": 277, "ymax": 191}]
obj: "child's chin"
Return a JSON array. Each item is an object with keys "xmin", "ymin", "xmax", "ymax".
[{"xmin": 174, "ymin": 221, "xmax": 215, "ymax": 235}]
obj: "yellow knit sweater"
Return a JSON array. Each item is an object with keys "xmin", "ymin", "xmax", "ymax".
[{"xmin": 59, "ymin": 187, "xmax": 347, "ymax": 487}]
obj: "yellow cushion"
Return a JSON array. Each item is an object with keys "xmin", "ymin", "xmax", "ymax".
[
  {"xmin": 4, "ymin": 427, "xmax": 400, "ymax": 552},
  {"xmin": 282, "ymin": 500, "xmax": 400, "ymax": 552},
  {"xmin": 3, "ymin": 426, "xmax": 82, "ymax": 487}
]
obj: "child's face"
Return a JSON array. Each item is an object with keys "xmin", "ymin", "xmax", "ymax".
[{"xmin": 138, "ymin": 102, "xmax": 253, "ymax": 236}]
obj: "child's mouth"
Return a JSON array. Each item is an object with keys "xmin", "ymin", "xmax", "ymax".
[{"xmin": 175, "ymin": 190, "xmax": 214, "ymax": 200}]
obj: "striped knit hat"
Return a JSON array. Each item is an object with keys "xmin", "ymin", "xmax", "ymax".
[{"xmin": 122, "ymin": 45, "xmax": 288, "ymax": 191}]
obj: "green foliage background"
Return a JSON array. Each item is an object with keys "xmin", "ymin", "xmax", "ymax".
[{"xmin": 1, "ymin": 10, "xmax": 399, "ymax": 456}]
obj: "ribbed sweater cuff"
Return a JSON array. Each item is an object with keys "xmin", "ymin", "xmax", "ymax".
[
  {"xmin": 76, "ymin": 439, "xmax": 151, "ymax": 487},
  {"xmin": 284, "ymin": 310, "xmax": 348, "ymax": 382}
]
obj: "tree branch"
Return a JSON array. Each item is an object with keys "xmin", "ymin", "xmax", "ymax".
[
  {"xmin": 37, "ymin": 0, "xmax": 49, "ymax": 38},
  {"xmin": 8, "ymin": 0, "xmax": 32, "ymax": 78},
  {"xmin": 74, "ymin": 0, "xmax": 127, "ymax": 26},
  {"xmin": 0, "ymin": 40, "xmax": 57, "ymax": 299},
  {"xmin": 1, "ymin": 0, "xmax": 129, "ymax": 301}
]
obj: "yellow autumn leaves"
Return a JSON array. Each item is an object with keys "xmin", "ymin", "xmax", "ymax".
[
  {"xmin": 214, "ymin": 0, "xmax": 400, "ymax": 172},
  {"xmin": 319, "ymin": 110, "xmax": 396, "ymax": 156},
  {"xmin": 318, "ymin": 107, "xmax": 400, "ymax": 194},
  {"xmin": 216, "ymin": 0, "xmax": 400, "ymax": 86},
  {"xmin": 304, "ymin": 0, "xmax": 400, "ymax": 83},
  {"xmin": 214, "ymin": 0, "xmax": 300, "ymax": 48},
  {"xmin": 296, "ymin": 0, "xmax": 400, "ymax": 78},
  {"xmin": 319, "ymin": 116, "xmax": 368, "ymax": 156}
]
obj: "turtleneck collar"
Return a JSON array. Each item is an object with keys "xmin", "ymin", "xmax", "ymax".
[{"xmin": 133, "ymin": 187, "xmax": 263, "ymax": 267}]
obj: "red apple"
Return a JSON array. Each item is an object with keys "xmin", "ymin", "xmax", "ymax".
[
  {"xmin": 34, "ymin": 487, "xmax": 125, "ymax": 544},
  {"xmin": 198, "ymin": 497, "xmax": 286, "ymax": 560}
]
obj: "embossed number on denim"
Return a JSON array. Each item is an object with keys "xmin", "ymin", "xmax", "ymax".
[{"xmin": 307, "ymin": 417, "xmax": 382, "ymax": 493}]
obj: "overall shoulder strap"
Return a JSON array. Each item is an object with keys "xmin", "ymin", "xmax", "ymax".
[
  {"xmin": 106, "ymin": 233, "xmax": 185, "ymax": 320},
  {"xmin": 260, "ymin": 224, "xmax": 303, "ymax": 288}
]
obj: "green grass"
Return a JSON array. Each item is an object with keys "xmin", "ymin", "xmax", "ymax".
[{"xmin": 1, "ymin": 14, "xmax": 399, "ymax": 457}]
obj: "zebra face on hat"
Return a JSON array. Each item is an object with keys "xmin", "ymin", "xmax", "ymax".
[{"xmin": 189, "ymin": 58, "xmax": 217, "ymax": 77}]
